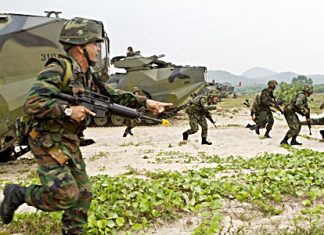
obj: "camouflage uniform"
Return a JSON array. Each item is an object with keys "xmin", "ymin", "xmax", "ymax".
[
  {"xmin": 186, "ymin": 95, "xmax": 209, "ymax": 137},
  {"xmin": 254, "ymin": 80, "xmax": 278, "ymax": 138},
  {"xmin": 308, "ymin": 117, "xmax": 324, "ymax": 139},
  {"xmin": 281, "ymin": 85, "xmax": 313, "ymax": 145},
  {"xmin": 301, "ymin": 101, "xmax": 324, "ymax": 139},
  {"xmin": 250, "ymin": 94, "xmax": 261, "ymax": 125},
  {"xmin": 257, "ymin": 89, "xmax": 275, "ymax": 130},
  {"xmin": 302, "ymin": 117, "xmax": 324, "ymax": 125},
  {"xmin": 126, "ymin": 46, "xmax": 135, "ymax": 57},
  {"xmin": 182, "ymin": 91, "xmax": 216, "ymax": 145},
  {"xmin": 0, "ymin": 18, "xmax": 147, "ymax": 234},
  {"xmin": 123, "ymin": 87, "xmax": 142, "ymax": 137}
]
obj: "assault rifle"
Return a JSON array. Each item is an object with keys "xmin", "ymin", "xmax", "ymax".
[
  {"xmin": 270, "ymin": 93, "xmax": 284, "ymax": 114},
  {"xmin": 202, "ymin": 109, "xmax": 217, "ymax": 127},
  {"xmin": 54, "ymin": 91, "xmax": 170, "ymax": 126}
]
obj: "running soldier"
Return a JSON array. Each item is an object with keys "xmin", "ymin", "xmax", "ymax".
[
  {"xmin": 123, "ymin": 86, "xmax": 141, "ymax": 137},
  {"xmin": 280, "ymin": 85, "xmax": 313, "ymax": 145},
  {"xmin": 254, "ymin": 80, "xmax": 281, "ymax": 138},
  {"xmin": 182, "ymin": 90, "xmax": 218, "ymax": 145},
  {"xmin": 0, "ymin": 17, "xmax": 171, "ymax": 234}
]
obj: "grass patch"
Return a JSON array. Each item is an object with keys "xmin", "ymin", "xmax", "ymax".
[{"xmin": 0, "ymin": 148, "xmax": 323, "ymax": 234}]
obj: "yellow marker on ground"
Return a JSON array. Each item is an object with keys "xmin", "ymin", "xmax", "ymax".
[{"xmin": 161, "ymin": 119, "xmax": 170, "ymax": 126}]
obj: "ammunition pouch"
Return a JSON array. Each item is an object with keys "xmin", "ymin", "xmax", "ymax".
[{"xmin": 29, "ymin": 128, "xmax": 69, "ymax": 166}]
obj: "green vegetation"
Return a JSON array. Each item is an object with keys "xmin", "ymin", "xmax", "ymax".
[
  {"xmin": 0, "ymin": 148, "xmax": 323, "ymax": 234},
  {"xmin": 309, "ymin": 93, "xmax": 324, "ymax": 114},
  {"xmin": 314, "ymin": 83, "xmax": 324, "ymax": 93},
  {"xmin": 232, "ymin": 76, "xmax": 323, "ymax": 114},
  {"xmin": 235, "ymin": 84, "xmax": 265, "ymax": 94},
  {"xmin": 224, "ymin": 76, "xmax": 324, "ymax": 114},
  {"xmin": 89, "ymin": 151, "xmax": 109, "ymax": 161},
  {"xmin": 217, "ymin": 94, "xmax": 255, "ymax": 110}
]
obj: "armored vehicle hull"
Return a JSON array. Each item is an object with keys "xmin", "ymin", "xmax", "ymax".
[
  {"xmin": 0, "ymin": 13, "xmax": 67, "ymax": 160},
  {"xmin": 102, "ymin": 54, "xmax": 207, "ymax": 126},
  {"xmin": 0, "ymin": 13, "xmax": 109, "ymax": 160}
]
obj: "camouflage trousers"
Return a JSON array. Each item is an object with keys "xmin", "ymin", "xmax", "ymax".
[
  {"xmin": 25, "ymin": 135, "xmax": 92, "ymax": 233},
  {"xmin": 310, "ymin": 117, "xmax": 324, "ymax": 125},
  {"xmin": 186, "ymin": 112, "xmax": 208, "ymax": 137},
  {"xmin": 255, "ymin": 109, "xmax": 274, "ymax": 130},
  {"xmin": 283, "ymin": 110, "xmax": 301, "ymax": 138}
]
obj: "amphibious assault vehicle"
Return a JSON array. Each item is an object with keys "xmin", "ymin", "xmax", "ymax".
[
  {"xmin": 0, "ymin": 12, "xmax": 109, "ymax": 160},
  {"xmin": 95, "ymin": 53, "xmax": 207, "ymax": 127},
  {"xmin": 0, "ymin": 12, "xmax": 206, "ymax": 160}
]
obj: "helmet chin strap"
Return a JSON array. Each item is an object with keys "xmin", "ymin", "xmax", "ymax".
[{"xmin": 82, "ymin": 47, "xmax": 96, "ymax": 67}]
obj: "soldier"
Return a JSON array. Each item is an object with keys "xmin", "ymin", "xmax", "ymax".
[
  {"xmin": 245, "ymin": 94, "xmax": 261, "ymax": 131},
  {"xmin": 126, "ymin": 46, "xmax": 135, "ymax": 57},
  {"xmin": 301, "ymin": 101, "xmax": 324, "ymax": 139},
  {"xmin": 280, "ymin": 85, "xmax": 313, "ymax": 145},
  {"xmin": 0, "ymin": 17, "xmax": 171, "ymax": 234},
  {"xmin": 182, "ymin": 90, "xmax": 218, "ymax": 145},
  {"xmin": 123, "ymin": 86, "xmax": 141, "ymax": 137},
  {"xmin": 254, "ymin": 80, "xmax": 280, "ymax": 138}
]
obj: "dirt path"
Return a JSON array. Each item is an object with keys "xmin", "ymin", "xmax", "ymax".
[{"xmin": 0, "ymin": 108, "xmax": 323, "ymax": 234}]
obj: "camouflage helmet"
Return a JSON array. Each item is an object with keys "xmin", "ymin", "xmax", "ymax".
[
  {"xmin": 207, "ymin": 89, "xmax": 219, "ymax": 98},
  {"xmin": 131, "ymin": 86, "xmax": 140, "ymax": 93},
  {"xmin": 267, "ymin": 80, "xmax": 278, "ymax": 88},
  {"xmin": 59, "ymin": 17, "xmax": 104, "ymax": 46},
  {"xmin": 303, "ymin": 84, "xmax": 313, "ymax": 94}
]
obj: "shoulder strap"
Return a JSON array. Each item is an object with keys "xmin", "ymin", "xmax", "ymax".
[
  {"xmin": 61, "ymin": 59, "xmax": 72, "ymax": 88},
  {"xmin": 45, "ymin": 57, "xmax": 72, "ymax": 88}
]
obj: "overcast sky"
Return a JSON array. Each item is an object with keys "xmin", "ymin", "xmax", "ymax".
[{"xmin": 2, "ymin": 0, "xmax": 324, "ymax": 75}]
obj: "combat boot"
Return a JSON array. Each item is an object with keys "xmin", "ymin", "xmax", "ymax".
[
  {"xmin": 201, "ymin": 137, "xmax": 212, "ymax": 145},
  {"xmin": 246, "ymin": 124, "xmax": 256, "ymax": 130},
  {"xmin": 264, "ymin": 129, "xmax": 271, "ymax": 138},
  {"xmin": 255, "ymin": 126, "xmax": 260, "ymax": 135},
  {"xmin": 123, "ymin": 127, "xmax": 133, "ymax": 137},
  {"xmin": 79, "ymin": 138, "xmax": 95, "ymax": 147},
  {"xmin": 0, "ymin": 184, "xmax": 26, "ymax": 224},
  {"xmin": 123, "ymin": 131, "xmax": 128, "ymax": 137},
  {"xmin": 182, "ymin": 131, "xmax": 189, "ymax": 141},
  {"xmin": 320, "ymin": 130, "xmax": 324, "ymax": 139},
  {"xmin": 280, "ymin": 136, "xmax": 289, "ymax": 145},
  {"xmin": 290, "ymin": 136, "xmax": 302, "ymax": 145}
]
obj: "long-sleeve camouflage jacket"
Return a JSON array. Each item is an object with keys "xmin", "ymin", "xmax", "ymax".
[
  {"xmin": 23, "ymin": 54, "xmax": 147, "ymax": 139},
  {"xmin": 187, "ymin": 95, "xmax": 208, "ymax": 115},
  {"xmin": 259, "ymin": 88, "xmax": 275, "ymax": 111},
  {"xmin": 289, "ymin": 92, "xmax": 309, "ymax": 115}
]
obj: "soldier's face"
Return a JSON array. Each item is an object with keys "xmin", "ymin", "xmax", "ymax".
[
  {"xmin": 85, "ymin": 42, "xmax": 100, "ymax": 64},
  {"xmin": 211, "ymin": 96, "xmax": 218, "ymax": 104}
]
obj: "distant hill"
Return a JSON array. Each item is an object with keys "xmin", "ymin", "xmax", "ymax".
[
  {"xmin": 242, "ymin": 67, "xmax": 277, "ymax": 79},
  {"xmin": 207, "ymin": 70, "xmax": 255, "ymax": 86},
  {"xmin": 308, "ymin": 74, "xmax": 324, "ymax": 84},
  {"xmin": 207, "ymin": 67, "xmax": 324, "ymax": 85},
  {"xmin": 254, "ymin": 71, "xmax": 298, "ymax": 84}
]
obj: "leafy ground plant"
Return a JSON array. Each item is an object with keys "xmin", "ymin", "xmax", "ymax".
[{"xmin": 0, "ymin": 148, "xmax": 323, "ymax": 234}]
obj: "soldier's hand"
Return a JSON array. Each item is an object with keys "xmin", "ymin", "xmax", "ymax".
[
  {"xmin": 70, "ymin": 105, "xmax": 96, "ymax": 122},
  {"xmin": 145, "ymin": 99, "xmax": 173, "ymax": 115}
]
